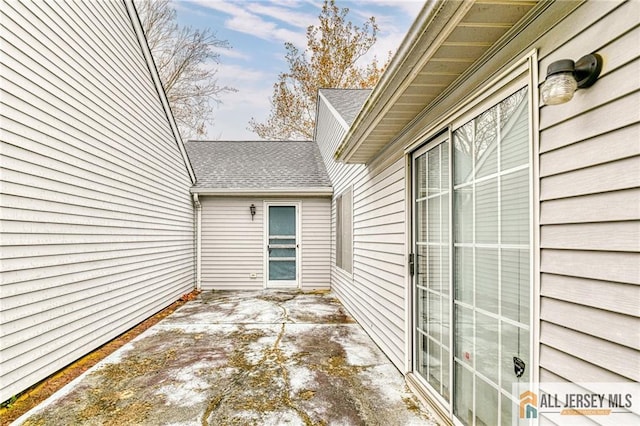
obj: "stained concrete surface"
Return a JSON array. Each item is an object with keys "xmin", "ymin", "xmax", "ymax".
[{"xmin": 13, "ymin": 291, "xmax": 438, "ymax": 426}]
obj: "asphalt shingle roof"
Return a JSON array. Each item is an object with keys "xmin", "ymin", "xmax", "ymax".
[
  {"xmin": 185, "ymin": 141, "xmax": 332, "ymax": 189},
  {"xmin": 319, "ymin": 88, "xmax": 371, "ymax": 127}
]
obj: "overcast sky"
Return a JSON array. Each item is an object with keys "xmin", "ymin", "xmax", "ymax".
[{"xmin": 172, "ymin": 0, "xmax": 424, "ymax": 140}]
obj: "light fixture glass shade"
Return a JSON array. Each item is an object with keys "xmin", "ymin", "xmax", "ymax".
[{"xmin": 541, "ymin": 72, "xmax": 578, "ymax": 105}]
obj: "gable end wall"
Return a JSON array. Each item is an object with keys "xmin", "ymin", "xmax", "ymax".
[{"xmin": 0, "ymin": 0, "xmax": 195, "ymax": 401}]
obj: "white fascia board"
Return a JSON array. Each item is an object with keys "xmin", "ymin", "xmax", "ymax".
[
  {"xmin": 123, "ymin": 0, "xmax": 197, "ymax": 184},
  {"xmin": 317, "ymin": 91, "xmax": 350, "ymax": 131},
  {"xmin": 190, "ymin": 187, "xmax": 334, "ymax": 197},
  {"xmin": 334, "ymin": 0, "xmax": 464, "ymax": 163}
]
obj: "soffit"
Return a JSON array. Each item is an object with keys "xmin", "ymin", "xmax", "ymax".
[{"xmin": 336, "ymin": 0, "xmax": 539, "ymax": 164}]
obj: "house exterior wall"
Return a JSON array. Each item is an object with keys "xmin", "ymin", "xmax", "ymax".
[
  {"xmin": 199, "ymin": 196, "xmax": 331, "ymax": 291},
  {"xmin": 0, "ymin": 0, "xmax": 195, "ymax": 402},
  {"xmin": 535, "ymin": 0, "xmax": 639, "ymax": 385},
  {"xmin": 317, "ymin": 0, "xmax": 639, "ymax": 421},
  {"xmin": 315, "ymin": 98, "xmax": 407, "ymax": 370}
]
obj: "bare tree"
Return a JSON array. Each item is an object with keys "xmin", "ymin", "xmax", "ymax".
[
  {"xmin": 135, "ymin": 0, "xmax": 235, "ymax": 139},
  {"xmin": 249, "ymin": 0, "xmax": 389, "ymax": 140}
]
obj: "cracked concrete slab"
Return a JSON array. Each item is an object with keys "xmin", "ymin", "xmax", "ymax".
[{"xmin": 13, "ymin": 291, "xmax": 438, "ymax": 426}]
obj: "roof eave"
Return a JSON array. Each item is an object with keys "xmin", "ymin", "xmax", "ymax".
[
  {"xmin": 335, "ymin": 0, "xmax": 543, "ymax": 164},
  {"xmin": 334, "ymin": 0, "xmax": 458, "ymax": 164},
  {"xmin": 190, "ymin": 187, "xmax": 334, "ymax": 197}
]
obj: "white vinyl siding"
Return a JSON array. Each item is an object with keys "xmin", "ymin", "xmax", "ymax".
[
  {"xmin": 537, "ymin": 0, "xmax": 640, "ymax": 386},
  {"xmin": 300, "ymin": 198, "xmax": 332, "ymax": 290},
  {"xmin": 199, "ymin": 197, "xmax": 330, "ymax": 291},
  {"xmin": 0, "ymin": 0, "xmax": 194, "ymax": 403},
  {"xmin": 200, "ymin": 197, "xmax": 264, "ymax": 290},
  {"xmin": 315, "ymin": 97, "xmax": 407, "ymax": 370}
]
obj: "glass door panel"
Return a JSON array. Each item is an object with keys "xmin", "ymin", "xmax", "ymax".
[
  {"xmin": 413, "ymin": 86, "xmax": 531, "ymax": 425},
  {"xmin": 414, "ymin": 138, "xmax": 451, "ymax": 403},
  {"xmin": 267, "ymin": 205, "xmax": 297, "ymax": 286},
  {"xmin": 452, "ymin": 87, "xmax": 530, "ymax": 425}
]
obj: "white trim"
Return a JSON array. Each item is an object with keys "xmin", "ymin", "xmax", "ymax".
[
  {"xmin": 335, "ymin": 186, "xmax": 354, "ymax": 276},
  {"xmin": 530, "ymin": 49, "xmax": 542, "ymax": 389},
  {"xmin": 193, "ymin": 193, "xmax": 202, "ymax": 290},
  {"xmin": 410, "ymin": 132, "xmax": 453, "ymax": 418},
  {"xmin": 318, "ymin": 91, "xmax": 350, "ymax": 131},
  {"xmin": 191, "ymin": 187, "xmax": 333, "ymax": 197},
  {"xmin": 404, "ymin": 153, "xmax": 413, "ymax": 374},
  {"xmin": 335, "ymin": 1, "xmax": 471, "ymax": 163},
  {"xmin": 123, "ymin": 0, "xmax": 196, "ymax": 184},
  {"xmin": 264, "ymin": 201, "xmax": 301, "ymax": 289}
]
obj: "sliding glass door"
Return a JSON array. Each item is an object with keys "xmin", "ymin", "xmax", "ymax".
[{"xmin": 413, "ymin": 87, "xmax": 531, "ymax": 426}]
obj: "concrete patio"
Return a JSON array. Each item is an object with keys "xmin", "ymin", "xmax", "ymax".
[{"xmin": 13, "ymin": 291, "xmax": 437, "ymax": 425}]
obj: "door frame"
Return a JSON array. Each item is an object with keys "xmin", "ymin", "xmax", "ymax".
[{"xmin": 264, "ymin": 201, "xmax": 301, "ymax": 289}]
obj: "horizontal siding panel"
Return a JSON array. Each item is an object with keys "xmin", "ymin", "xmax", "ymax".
[
  {"xmin": 541, "ymin": 249, "xmax": 639, "ymax": 284},
  {"xmin": 354, "ymin": 258, "xmax": 405, "ymax": 287},
  {"xmin": 540, "ymin": 124, "xmax": 640, "ymax": 177},
  {"xmin": 540, "ymin": 156, "xmax": 639, "ymax": 200},
  {"xmin": 538, "ymin": 0, "xmax": 640, "ymax": 128},
  {"xmin": 356, "ymin": 210, "xmax": 405, "ymax": 229},
  {"xmin": 539, "ymin": 91, "xmax": 640, "ymax": 154},
  {"xmin": 200, "ymin": 197, "xmax": 263, "ymax": 290},
  {"xmin": 540, "ymin": 322, "xmax": 640, "ymax": 381},
  {"xmin": 1, "ymin": 256, "xmax": 193, "ymax": 306},
  {"xmin": 353, "ymin": 247, "xmax": 404, "ymax": 267},
  {"xmin": 301, "ymin": 198, "xmax": 331, "ymax": 289},
  {"xmin": 1, "ymin": 181, "xmax": 190, "ymax": 223},
  {"xmin": 1, "ymin": 262, "xmax": 193, "ymax": 326},
  {"xmin": 537, "ymin": 0, "xmax": 630, "ymax": 63},
  {"xmin": 1, "ymin": 131, "xmax": 188, "ymax": 204},
  {"xmin": 2, "ymin": 266, "xmax": 193, "ymax": 351},
  {"xmin": 353, "ymin": 241, "xmax": 405, "ymax": 256},
  {"xmin": 199, "ymin": 197, "xmax": 330, "ymax": 290},
  {"xmin": 0, "ymin": 193, "xmax": 189, "ymax": 227},
  {"xmin": 2, "ymin": 278, "xmax": 191, "ymax": 391},
  {"xmin": 540, "ymin": 221, "xmax": 640, "ymax": 251},
  {"xmin": 2, "ymin": 249, "xmax": 193, "ymax": 291},
  {"xmin": 0, "ymin": 0, "xmax": 195, "ymax": 402},
  {"xmin": 540, "ymin": 345, "xmax": 635, "ymax": 385},
  {"xmin": 541, "ymin": 297, "xmax": 639, "ymax": 349},
  {"xmin": 1, "ymin": 241, "xmax": 192, "ymax": 273},
  {"xmin": 1, "ymin": 166, "xmax": 190, "ymax": 217},
  {"xmin": 316, "ymin": 99, "xmax": 408, "ymax": 373},
  {"xmin": 540, "ymin": 188, "xmax": 640, "ymax": 224},
  {"xmin": 2, "ymin": 2, "xmax": 184, "ymax": 164},
  {"xmin": 1, "ymin": 75, "xmax": 186, "ymax": 186},
  {"xmin": 541, "ymin": 274, "xmax": 640, "ymax": 317},
  {"xmin": 331, "ymin": 276, "xmax": 405, "ymax": 368}
]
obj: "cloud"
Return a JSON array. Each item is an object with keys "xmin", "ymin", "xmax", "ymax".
[
  {"xmin": 350, "ymin": 0, "xmax": 424, "ymax": 19},
  {"xmin": 189, "ymin": 0, "xmax": 308, "ymax": 47},
  {"xmin": 207, "ymin": 81, "xmax": 272, "ymax": 140},
  {"xmin": 248, "ymin": 3, "xmax": 316, "ymax": 28},
  {"xmin": 215, "ymin": 63, "xmax": 269, "ymax": 83},
  {"xmin": 211, "ymin": 45, "xmax": 250, "ymax": 61}
]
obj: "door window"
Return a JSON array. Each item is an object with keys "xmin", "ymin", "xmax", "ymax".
[{"xmin": 268, "ymin": 205, "xmax": 297, "ymax": 282}]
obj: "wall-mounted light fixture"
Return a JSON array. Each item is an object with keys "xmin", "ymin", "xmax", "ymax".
[
  {"xmin": 250, "ymin": 204, "xmax": 256, "ymax": 220},
  {"xmin": 541, "ymin": 54, "xmax": 602, "ymax": 105}
]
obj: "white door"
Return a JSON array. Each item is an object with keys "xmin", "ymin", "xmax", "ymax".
[{"xmin": 266, "ymin": 203, "xmax": 299, "ymax": 288}]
